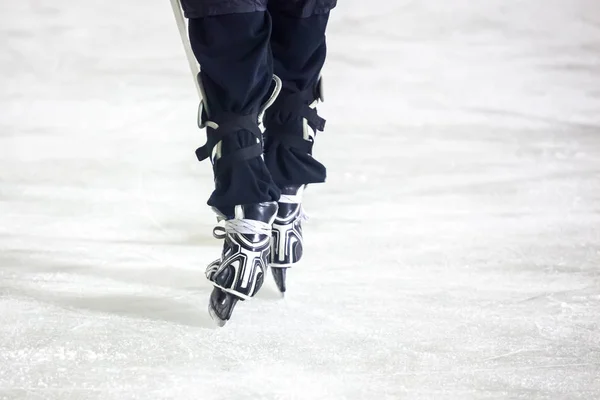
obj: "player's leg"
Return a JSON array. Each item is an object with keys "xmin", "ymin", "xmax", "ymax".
[
  {"xmin": 181, "ymin": 1, "xmax": 279, "ymax": 325},
  {"xmin": 264, "ymin": 0, "xmax": 337, "ymax": 293}
]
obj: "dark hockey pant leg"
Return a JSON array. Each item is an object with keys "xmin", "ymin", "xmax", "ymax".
[
  {"xmin": 268, "ymin": 0, "xmax": 337, "ymax": 18},
  {"xmin": 180, "ymin": 0, "xmax": 268, "ymax": 18},
  {"xmin": 181, "ymin": 0, "xmax": 337, "ymax": 18},
  {"xmin": 263, "ymin": 6, "xmax": 331, "ymax": 187},
  {"xmin": 187, "ymin": 11, "xmax": 280, "ymax": 214}
]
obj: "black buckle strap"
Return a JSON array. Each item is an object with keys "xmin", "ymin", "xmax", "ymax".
[
  {"xmin": 264, "ymin": 80, "xmax": 326, "ymax": 153},
  {"xmin": 301, "ymin": 107, "xmax": 326, "ymax": 131},
  {"xmin": 195, "ymin": 112, "xmax": 262, "ymax": 172},
  {"xmin": 271, "ymin": 133, "xmax": 313, "ymax": 153},
  {"xmin": 274, "ymin": 84, "xmax": 326, "ymax": 132},
  {"xmin": 214, "ymin": 142, "xmax": 263, "ymax": 173}
]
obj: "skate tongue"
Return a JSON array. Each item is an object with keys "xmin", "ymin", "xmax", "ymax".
[{"xmin": 279, "ymin": 185, "xmax": 304, "ymax": 204}]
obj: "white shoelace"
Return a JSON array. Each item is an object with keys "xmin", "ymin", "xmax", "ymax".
[{"xmin": 213, "ymin": 218, "xmax": 272, "ymax": 239}]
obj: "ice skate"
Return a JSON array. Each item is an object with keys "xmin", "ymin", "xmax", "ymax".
[
  {"xmin": 205, "ymin": 202, "xmax": 278, "ymax": 326},
  {"xmin": 270, "ymin": 185, "xmax": 306, "ymax": 295},
  {"xmin": 192, "ymin": 72, "xmax": 282, "ymax": 325},
  {"xmin": 264, "ymin": 78, "xmax": 326, "ymax": 295}
]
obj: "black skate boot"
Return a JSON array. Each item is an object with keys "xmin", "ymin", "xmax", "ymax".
[
  {"xmin": 270, "ymin": 185, "xmax": 306, "ymax": 295},
  {"xmin": 206, "ymin": 202, "xmax": 278, "ymax": 326}
]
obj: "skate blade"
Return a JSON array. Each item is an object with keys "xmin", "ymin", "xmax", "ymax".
[
  {"xmin": 208, "ymin": 306, "xmax": 228, "ymax": 327},
  {"xmin": 270, "ymin": 267, "xmax": 288, "ymax": 296},
  {"xmin": 208, "ymin": 287, "xmax": 240, "ymax": 327}
]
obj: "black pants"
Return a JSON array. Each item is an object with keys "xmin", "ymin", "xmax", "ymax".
[
  {"xmin": 182, "ymin": 0, "xmax": 335, "ymax": 214},
  {"xmin": 182, "ymin": 0, "xmax": 337, "ymax": 19}
]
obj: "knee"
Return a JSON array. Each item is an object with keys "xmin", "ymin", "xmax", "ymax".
[
  {"xmin": 268, "ymin": 0, "xmax": 337, "ymax": 18},
  {"xmin": 181, "ymin": 0, "xmax": 268, "ymax": 18}
]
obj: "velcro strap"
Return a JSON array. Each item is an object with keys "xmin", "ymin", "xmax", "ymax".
[
  {"xmin": 269, "ymin": 133, "xmax": 313, "ymax": 153},
  {"xmin": 271, "ymin": 84, "xmax": 326, "ymax": 132},
  {"xmin": 301, "ymin": 107, "xmax": 326, "ymax": 131},
  {"xmin": 195, "ymin": 112, "xmax": 261, "ymax": 163},
  {"xmin": 195, "ymin": 137, "xmax": 219, "ymax": 163},
  {"xmin": 214, "ymin": 142, "xmax": 263, "ymax": 174}
]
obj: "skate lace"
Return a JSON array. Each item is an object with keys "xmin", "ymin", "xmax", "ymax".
[
  {"xmin": 298, "ymin": 208, "xmax": 309, "ymax": 223},
  {"xmin": 212, "ymin": 219, "xmax": 272, "ymax": 240}
]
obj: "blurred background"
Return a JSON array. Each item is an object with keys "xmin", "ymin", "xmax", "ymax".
[{"xmin": 1, "ymin": 0, "xmax": 599, "ymax": 399}]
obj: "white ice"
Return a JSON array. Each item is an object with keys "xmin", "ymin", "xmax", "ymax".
[{"xmin": 1, "ymin": 0, "xmax": 600, "ymax": 399}]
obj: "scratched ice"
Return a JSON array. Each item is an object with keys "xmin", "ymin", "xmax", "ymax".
[{"xmin": 1, "ymin": 0, "xmax": 599, "ymax": 399}]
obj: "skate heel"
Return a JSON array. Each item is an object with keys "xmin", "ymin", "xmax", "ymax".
[{"xmin": 270, "ymin": 185, "xmax": 307, "ymax": 294}]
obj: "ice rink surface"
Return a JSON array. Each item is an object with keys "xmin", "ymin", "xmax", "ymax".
[{"xmin": 1, "ymin": 0, "xmax": 600, "ymax": 398}]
